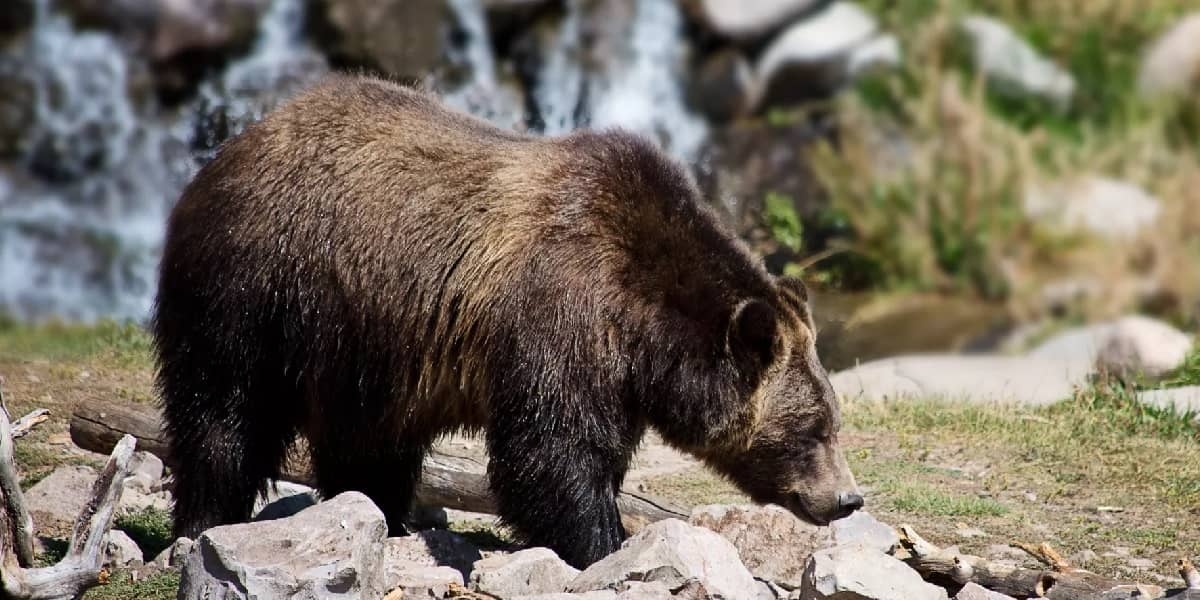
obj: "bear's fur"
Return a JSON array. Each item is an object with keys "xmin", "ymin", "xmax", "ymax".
[{"xmin": 152, "ymin": 73, "xmax": 858, "ymax": 568}]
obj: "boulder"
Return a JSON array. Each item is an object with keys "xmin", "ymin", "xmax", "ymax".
[
  {"xmin": 1137, "ymin": 13, "xmax": 1200, "ymax": 97},
  {"xmin": 24, "ymin": 465, "xmax": 97, "ymax": 534},
  {"xmin": 471, "ymin": 547, "xmax": 580, "ymax": 597},
  {"xmin": 385, "ymin": 529, "xmax": 482, "ymax": 580},
  {"xmin": 118, "ymin": 488, "xmax": 172, "ymax": 517},
  {"xmin": 689, "ymin": 47, "xmax": 759, "ymax": 122},
  {"xmin": 567, "ymin": 519, "xmax": 758, "ymax": 598},
  {"xmin": 177, "ymin": 491, "xmax": 388, "ymax": 599},
  {"xmin": 689, "ymin": 504, "xmax": 832, "ymax": 590},
  {"xmin": 799, "ymin": 543, "xmax": 949, "ymax": 600},
  {"xmin": 958, "ymin": 14, "xmax": 1075, "ymax": 107},
  {"xmin": 306, "ymin": 0, "xmax": 447, "ymax": 81},
  {"xmin": 1023, "ymin": 176, "xmax": 1161, "ymax": 241},
  {"xmin": 1028, "ymin": 315, "xmax": 1192, "ymax": 379},
  {"xmin": 955, "ymin": 582, "xmax": 1016, "ymax": 599},
  {"xmin": 829, "ymin": 510, "xmax": 898, "ymax": 555},
  {"xmin": 615, "ymin": 581, "xmax": 673, "ymax": 599},
  {"xmin": 123, "ymin": 450, "xmax": 164, "ymax": 494},
  {"xmin": 383, "ymin": 565, "xmax": 463, "ymax": 599},
  {"xmin": 684, "ymin": 0, "xmax": 821, "ymax": 41},
  {"xmin": 104, "ymin": 529, "xmax": 144, "ymax": 568},
  {"xmin": 253, "ymin": 481, "xmax": 319, "ymax": 521},
  {"xmin": 152, "ymin": 537, "xmax": 195, "ymax": 570},
  {"xmin": 754, "ymin": 2, "xmax": 880, "ymax": 106},
  {"xmin": 830, "ymin": 354, "xmax": 1093, "ymax": 405},
  {"xmin": 1138, "ymin": 386, "xmax": 1200, "ymax": 417}
]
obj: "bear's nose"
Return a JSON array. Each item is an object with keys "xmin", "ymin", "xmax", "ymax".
[{"xmin": 834, "ymin": 492, "xmax": 864, "ymax": 520}]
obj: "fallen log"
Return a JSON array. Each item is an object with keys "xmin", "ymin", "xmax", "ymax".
[
  {"xmin": 898, "ymin": 525, "xmax": 1169, "ymax": 600},
  {"xmin": 1, "ymin": 405, "xmax": 139, "ymax": 599},
  {"xmin": 69, "ymin": 401, "xmax": 689, "ymax": 532}
]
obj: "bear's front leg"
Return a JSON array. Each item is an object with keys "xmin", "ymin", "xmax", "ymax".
[{"xmin": 486, "ymin": 426, "xmax": 628, "ymax": 569}]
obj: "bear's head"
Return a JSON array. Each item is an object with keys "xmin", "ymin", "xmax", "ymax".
[{"xmin": 707, "ymin": 275, "xmax": 862, "ymax": 526}]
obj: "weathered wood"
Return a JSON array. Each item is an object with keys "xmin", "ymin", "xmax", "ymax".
[
  {"xmin": 1, "ymin": 403, "xmax": 139, "ymax": 599},
  {"xmin": 0, "ymin": 409, "xmax": 35, "ymax": 567},
  {"xmin": 11, "ymin": 409, "xmax": 49, "ymax": 440},
  {"xmin": 69, "ymin": 401, "xmax": 690, "ymax": 531},
  {"xmin": 69, "ymin": 403, "xmax": 170, "ymax": 459},
  {"xmin": 898, "ymin": 525, "xmax": 1166, "ymax": 600}
]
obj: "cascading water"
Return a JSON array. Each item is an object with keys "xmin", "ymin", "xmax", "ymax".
[{"xmin": 0, "ymin": 0, "xmax": 709, "ymax": 323}]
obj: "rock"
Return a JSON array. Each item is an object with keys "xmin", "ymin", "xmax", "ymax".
[
  {"xmin": 1138, "ymin": 13, "xmax": 1200, "ymax": 97},
  {"xmin": 955, "ymin": 527, "xmax": 987, "ymax": 539},
  {"xmin": 307, "ymin": 0, "xmax": 447, "ymax": 81},
  {"xmin": 1024, "ymin": 176, "xmax": 1162, "ymax": 241},
  {"xmin": 0, "ymin": 0, "xmax": 34, "ymax": 40},
  {"xmin": 119, "ymin": 488, "xmax": 173, "ymax": 517},
  {"xmin": 1095, "ymin": 316, "xmax": 1193, "ymax": 378},
  {"xmin": 831, "ymin": 354, "xmax": 1093, "ymax": 405},
  {"xmin": 567, "ymin": 519, "xmax": 758, "ymax": 598},
  {"xmin": 471, "ymin": 547, "xmax": 580, "ymax": 597},
  {"xmin": 958, "ymin": 14, "xmax": 1075, "ymax": 107},
  {"xmin": 1127, "ymin": 557, "xmax": 1156, "ymax": 570},
  {"xmin": 24, "ymin": 465, "xmax": 96, "ymax": 533},
  {"xmin": 253, "ymin": 481, "xmax": 319, "ymax": 521},
  {"xmin": 754, "ymin": 2, "xmax": 880, "ymax": 106},
  {"xmin": 615, "ymin": 581, "xmax": 674, "ymax": 599},
  {"xmin": 1138, "ymin": 386, "xmax": 1200, "ymax": 418},
  {"xmin": 846, "ymin": 33, "xmax": 901, "ymax": 79},
  {"xmin": 684, "ymin": 0, "xmax": 821, "ymax": 41},
  {"xmin": 689, "ymin": 48, "xmax": 759, "ymax": 122},
  {"xmin": 514, "ymin": 593, "xmax": 618, "ymax": 600},
  {"xmin": 383, "ymin": 565, "xmax": 463, "ymax": 599},
  {"xmin": 1068, "ymin": 549, "xmax": 1099, "ymax": 567},
  {"xmin": 1028, "ymin": 315, "xmax": 1192, "ymax": 379},
  {"xmin": 385, "ymin": 530, "xmax": 482, "ymax": 580},
  {"xmin": 830, "ymin": 511, "xmax": 898, "ymax": 555},
  {"xmin": 105, "ymin": 529, "xmax": 144, "ymax": 568},
  {"xmin": 955, "ymin": 582, "xmax": 1015, "ymax": 599},
  {"xmin": 123, "ymin": 450, "xmax": 164, "ymax": 494},
  {"xmin": 799, "ymin": 543, "xmax": 949, "ymax": 600},
  {"xmin": 152, "ymin": 537, "xmax": 195, "ymax": 569},
  {"xmin": 983, "ymin": 545, "xmax": 1029, "ymax": 563},
  {"xmin": 689, "ymin": 504, "xmax": 832, "ymax": 590},
  {"xmin": 178, "ymin": 491, "xmax": 388, "ymax": 599}
]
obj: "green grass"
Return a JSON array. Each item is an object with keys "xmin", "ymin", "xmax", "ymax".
[
  {"xmin": 83, "ymin": 572, "xmax": 180, "ymax": 600},
  {"xmin": 114, "ymin": 507, "xmax": 174, "ymax": 562},
  {"xmin": 0, "ymin": 316, "xmax": 152, "ymax": 367},
  {"xmin": 1159, "ymin": 344, "xmax": 1200, "ymax": 389},
  {"xmin": 890, "ymin": 486, "xmax": 1008, "ymax": 517}
]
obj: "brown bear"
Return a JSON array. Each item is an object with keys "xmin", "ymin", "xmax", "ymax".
[{"xmin": 152, "ymin": 72, "xmax": 861, "ymax": 569}]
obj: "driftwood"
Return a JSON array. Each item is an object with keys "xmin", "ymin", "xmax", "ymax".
[
  {"xmin": 1, "ymin": 404, "xmax": 138, "ymax": 599},
  {"xmin": 898, "ymin": 524, "xmax": 1174, "ymax": 599},
  {"xmin": 69, "ymin": 401, "xmax": 689, "ymax": 532}
]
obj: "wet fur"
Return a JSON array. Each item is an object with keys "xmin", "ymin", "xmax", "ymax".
[{"xmin": 152, "ymin": 73, "xmax": 834, "ymax": 568}]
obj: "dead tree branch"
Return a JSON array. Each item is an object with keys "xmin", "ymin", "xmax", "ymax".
[{"xmin": 2, "ymin": 404, "xmax": 138, "ymax": 599}]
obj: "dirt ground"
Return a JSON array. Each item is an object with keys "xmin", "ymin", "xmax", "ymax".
[{"xmin": 1, "ymin": 338, "xmax": 1196, "ymax": 591}]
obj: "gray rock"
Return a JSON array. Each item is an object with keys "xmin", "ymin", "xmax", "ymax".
[
  {"xmin": 253, "ymin": 481, "xmax": 319, "ymax": 522},
  {"xmin": 690, "ymin": 48, "xmax": 759, "ymax": 122},
  {"xmin": 958, "ymin": 14, "xmax": 1075, "ymax": 106},
  {"xmin": 567, "ymin": 519, "xmax": 758, "ymax": 598},
  {"xmin": 1138, "ymin": 386, "xmax": 1200, "ymax": 418},
  {"xmin": 755, "ymin": 2, "xmax": 881, "ymax": 105},
  {"xmin": 152, "ymin": 537, "xmax": 195, "ymax": 570},
  {"xmin": 1137, "ymin": 13, "xmax": 1200, "ymax": 97},
  {"xmin": 955, "ymin": 582, "xmax": 1015, "ymax": 599},
  {"xmin": 689, "ymin": 504, "xmax": 832, "ymax": 589},
  {"xmin": 831, "ymin": 354, "xmax": 1092, "ymax": 405},
  {"xmin": 471, "ymin": 547, "xmax": 580, "ymax": 597},
  {"xmin": 178, "ymin": 491, "xmax": 388, "ymax": 599},
  {"xmin": 616, "ymin": 581, "xmax": 673, "ymax": 599},
  {"xmin": 1028, "ymin": 315, "xmax": 1192, "ymax": 379},
  {"xmin": 1127, "ymin": 557, "xmax": 1156, "ymax": 570},
  {"xmin": 830, "ymin": 511, "xmax": 898, "ymax": 555},
  {"xmin": 129, "ymin": 450, "xmax": 164, "ymax": 488},
  {"xmin": 514, "ymin": 593, "xmax": 618, "ymax": 600},
  {"xmin": 104, "ymin": 529, "xmax": 144, "ymax": 568},
  {"xmin": 307, "ymin": 0, "xmax": 446, "ymax": 80},
  {"xmin": 385, "ymin": 529, "xmax": 482, "ymax": 580},
  {"xmin": 382, "ymin": 565, "xmax": 463, "ymax": 599},
  {"xmin": 1024, "ymin": 177, "xmax": 1162, "ymax": 241},
  {"xmin": 24, "ymin": 465, "xmax": 96, "ymax": 532},
  {"xmin": 799, "ymin": 543, "xmax": 949, "ymax": 600},
  {"xmin": 118, "ymin": 488, "xmax": 172, "ymax": 517},
  {"xmin": 1068, "ymin": 549, "xmax": 1099, "ymax": 567},
  {"xmin": 686, "ymin": 0, "xmax": 821, "ymax": 40}
]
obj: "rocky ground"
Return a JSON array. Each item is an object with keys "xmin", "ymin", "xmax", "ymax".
[{"xmin": 0, "ymin": 317, "xmax": 1196, "ymax": 598}]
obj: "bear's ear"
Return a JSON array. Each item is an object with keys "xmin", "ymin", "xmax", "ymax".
[{"xmin": 727, "ymin": 298, "xmax": 779, "ymax": 364}]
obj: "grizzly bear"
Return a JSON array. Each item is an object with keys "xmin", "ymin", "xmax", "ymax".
[{"xmin": 152, "ymin": 73, "xmax": 862, "ymax": 569}]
